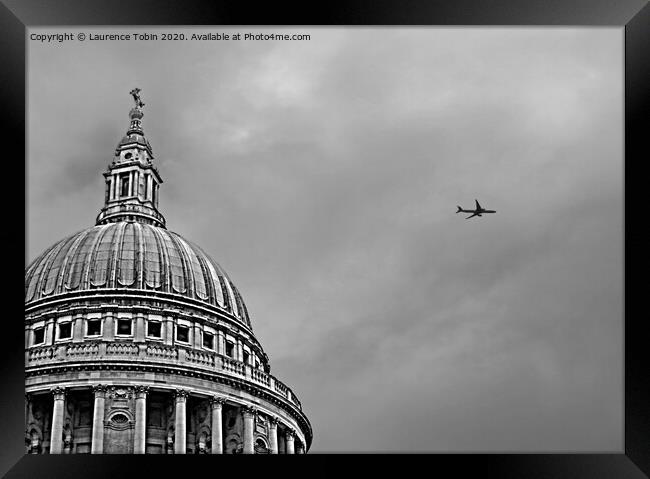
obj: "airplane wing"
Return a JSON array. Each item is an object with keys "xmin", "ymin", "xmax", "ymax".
[
  {"xmin": 475, "ymin": 199, "xmax": 482, "ymax": 210},
  {"xmin": 466, "ymin": 213, "xmax": 479, "ymax": 219}
]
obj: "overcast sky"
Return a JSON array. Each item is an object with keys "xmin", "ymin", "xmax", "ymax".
[{"xmin": 27, "ymin": 27, "xmax": 623, "ymax": 452}]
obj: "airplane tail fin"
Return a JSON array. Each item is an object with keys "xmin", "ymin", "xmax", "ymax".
[{"xmin": 456, "ymin": 206, "xmax": 462, "ymax": 213}]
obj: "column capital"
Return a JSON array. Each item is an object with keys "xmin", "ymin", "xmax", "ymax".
[
  {"xmin": 50, "ymin": 386, "xmax": 66, "ymax": 400},
  {"xmin": 174, "ymin": 389, "xmax": 189, "ymax": 402},
  {"xmin": 134, "ymin": 385, "xmax": 149, "ymax": 398},
  {"xmin": 268, "ymin": 416, "xmax": 279, "ymax": 427},
  {"xmin": 241, "ymin": 405, "xmax": 257, "ymax": 418},
  {"xmin": 92, "ymin": 385, "xmax": 107, "ymax": 397},
  {"xmin": 209, "ymin": 396, "xmax": 226, "ymax": 409},
  {"xmin": 285, "ymin": 428, "xmax": 295, "ymax": 440}
]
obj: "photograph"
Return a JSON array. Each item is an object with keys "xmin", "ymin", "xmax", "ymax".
[{"xmin": 25, "ymin": 26, "xmax": 623, "ymax": 455}]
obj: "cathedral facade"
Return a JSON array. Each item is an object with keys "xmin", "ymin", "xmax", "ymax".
[{"xmin": 24, "ymin": 90, "xmax": 313, "ymax": 454}]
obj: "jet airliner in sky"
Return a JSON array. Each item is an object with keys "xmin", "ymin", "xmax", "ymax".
[{"xmin": 456, "ymin": 199, "xmax": 496, "ymax": 219}]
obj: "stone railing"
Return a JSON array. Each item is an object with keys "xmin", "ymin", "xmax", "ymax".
[
  {"xmin": 274, "ymin": 379, "xmax": 289, "ymax": 398},
  {"xmin": 106, "ymin": 343, "xmax": 139, "ymax": 356},
  {"xmin": 250, "ymin": 368, "xmax": 270, "ymax": 387},
  {"xmin": 28, "ymin": 346, "xmax": 56, "ymax": 362},
  {"xmin": 66, "ymin": 343, "xmax": 99, "ymax": 357},
  {"xmin": 222, "ymin": 356, "xmax": 245, "ymax": 376},
  {"xmin": 27, "ymin": 342, "xmax": 303, "ymax": 410},
  {"xmin": 146, "ymin": 344, "xmax": 178, "ymax": 360},
  {"xmin": 186, "ymin": 349, "xmax": 216, "ymax": 368}
]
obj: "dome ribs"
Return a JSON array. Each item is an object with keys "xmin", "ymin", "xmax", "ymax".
[
  {"xmin": 149, "ymin": 225, "xmax": 170, "ymax": 292},
  {"xmin": 162, "ymin": 230, "xmax": 188, "ymax": 295},
  {"xmin": 108, "ymin": 222, "xmax": 127, "ymax": 288},
  {"xmin": 191, "ymin": 241, "xmax": 218, "ymax": 306},
  {"xmin": 117, "ymin": 222, "xmax": 138, "ymax": 287},
  {"xmin": 193, "ymin": 244, "xmax": 226, "ymax": 308},
  {"xmin": 168, "ymin": 232, "xmax": 195, "ymax": 298},
  {"xmin": 64, "ymin": 227, "xmax": 99, "ymax": 291},
  {"xmin": 136, "ymin": 223, "xmax": 145, "ymax": 290},
  {"xmin": 26, "ymin": 223, "xmax": 252, "ymax": 327},
  {"xmin": 42, "ymin": 233, "xmax": 79, "ymax": 296},
  {"xmin": 88, "ymin": 224, "xmax": 114, "ymax": 287},
  {"xmin": 25, "ymin": 239, "xmax": 62, "ymax": 301},
  {"xmin": 57, "ymin": 229, "xmax": 90, "ymax": 294},
  {"xmin": 143, "ymin": 225, "xmax": 163, "ymax": 290}
]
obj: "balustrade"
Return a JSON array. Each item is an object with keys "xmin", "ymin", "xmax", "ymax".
[{"xmin": 27, "ymin": 340, "xmax": 303, "ymax": 411}]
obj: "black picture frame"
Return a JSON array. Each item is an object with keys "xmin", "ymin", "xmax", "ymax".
[{"xmin": 1, "ymin": 1, "xmax": 648, "ymax": 477}]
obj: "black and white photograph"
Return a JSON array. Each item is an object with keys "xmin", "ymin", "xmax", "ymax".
[{"xmin": 24, "ymin": 25, "xmax": 624, "ymax": 456}]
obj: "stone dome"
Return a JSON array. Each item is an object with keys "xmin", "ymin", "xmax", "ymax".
[
  {"xmin": 25, "ymin": 222, "xmax": 252, "ymax": 328},
  {"xmin": 25, "ymin": 89, "xmax": 312, "ymax": 455},
  {"xmin": 116, "ymin": 132, "xmax": 153, "ymax": 152}
]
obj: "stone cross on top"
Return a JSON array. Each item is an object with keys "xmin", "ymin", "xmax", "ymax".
[{"xmin": 130, "ymin": 88, "xmax": 145, "ymax": 108}]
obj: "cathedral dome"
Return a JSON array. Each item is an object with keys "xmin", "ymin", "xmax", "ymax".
[
  {"xmin": 25, "ymin": 222, "xmax": 252, "ymax": 328},
  {"xmin": 25, "ymin": 88, "xmax": 311, "ymax": 455}
]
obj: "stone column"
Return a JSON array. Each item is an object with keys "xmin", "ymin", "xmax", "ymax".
[
  {"xmin": 268, "ymin": 417, "xmax": 279, "ymax": 454},
  {"xmin": 209, "ymin": 396, "xmax": 225, "ymax": 454},
  {"xmin": 285, "ymin": 428, "xmax": 295, "ymax": 454},
  {"xmin": 164, "ymin": 316, "xmax": 174, "ymax": 346},
  {"xmin": 236, "ymin": 339, "xmax": 243, "ymax": 362},
  {"xmin": 193, "ymin": 324, "xmax": 202, "ymax": 349},
  {"xmin": 217, "ymin": 330, "xmax": 225, "ymax": 356},
  {"xmin": 147, "ymin": 175, "xmax": 152, "ymax": 201},
  {"xmin": 72, "ymin": 313, "xmax": 84, "ymax": 342},
  {"xmin": 49, "ymin": 387, "xmax": 65, "ymax": 454},
  {"xmin": 91, "ymin": 385, "xmax": 106, "ymax": 454},
  {"xmin": 45, "ymin": 317, "xmax": 55, "ymax": 345},
  {"xmin": 242, "ymin": 406, "xmax": 256, "ymax": 454},
  {"xmin": 104, "ymin": 311, "xmax": 115, "ymax": 341},
  {"xmin": 174, "ymin": 389, "xmax": 188, "ymax": 454},
  {"xmin": 134, "ymin": 386, "xmax": 148, "ymax": 454},
  {"xmin": 134, "ymin": 312, "xmax": 145, "ymax": 343},
  {"xmin": 129, "ymin": 171, "xmax": 134, "ymax": 196}
]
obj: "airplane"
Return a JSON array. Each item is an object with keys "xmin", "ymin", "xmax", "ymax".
[{"xmin": 456, "ymin": 199, "xmax": 496, "ymax": 219}]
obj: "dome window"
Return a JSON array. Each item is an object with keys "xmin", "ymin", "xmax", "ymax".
[
  {"xmin": 203, "ymin": 332, "xmax": 214, "ymax": 350},
  {"xmin": 243, "ymin": 350, "xmax": 250, "ymax": 364},
  {"xmin": 147, "ymin": 321, "xmax": 162, "ymax": 338},
  {"xmin": 116, "ymin": 318, "xmax": 133, "ymax": 336},
  {"xmin": 225, "ymin": 341, "xmax": 234, "ymax": 358},
  {"xmin": 32, "ymin": 327, "xmax": 45, "ymax": 346},
  {"xmin": 57, "ymin": 322, "xmax": 72, "ymax": 340},
  {"xmin": 124, "ymin": 152, "xmax": 133, "ymax": 160},
  {"xmin": 176, "ymin": 325, "xmax": 190, "ymax": 343},
  {"xmin": 86, "ymin": 319, "xmax": 102, "ymax": 337}
]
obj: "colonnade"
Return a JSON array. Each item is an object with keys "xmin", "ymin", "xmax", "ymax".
[{"xmin": 44, "ymin": 386, "xmax": 301, "ymax": 454}]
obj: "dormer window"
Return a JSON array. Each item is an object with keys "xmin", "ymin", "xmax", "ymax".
[{"xmin": 120, "ymin": 174, "xmax": 130, "ymax": 197}]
